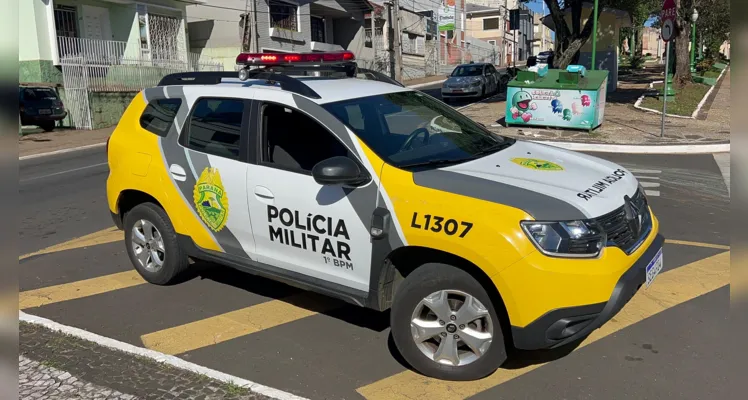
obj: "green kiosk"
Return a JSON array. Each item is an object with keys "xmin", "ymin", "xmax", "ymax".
[{"xmin": 505, "ymin": 66, "xmax": 608, "ymax": 131}]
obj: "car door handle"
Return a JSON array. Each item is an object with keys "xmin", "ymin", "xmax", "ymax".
[
  {"xmin": 254, "ymin": 186, "xmax": 274, "ymax": 199},
  {"xmin": 169, "ymin": 164, "xmax": 187, "ymax": 182}
]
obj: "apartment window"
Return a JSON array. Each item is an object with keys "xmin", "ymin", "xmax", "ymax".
[
  {"xmin": 54, "ymin": 5, "xmax": 78, "ymax": 38},
  {"xmin": 311, "ymin": 16, "xmax": 325, "ymax": 42},
  {"xmin": 488, "ymin": 40, "xmax": 497, "ymax": 45},
  {"xmin": 483, "ymin": 18, "xmax": 499, "ymax": 31},
  {"xmin": 534, "ymin": 25, "xmax": 539, "ymax": 33},
  {"xmin": 269, "ymin": 0, "xmax": 298, "ymax": 31}
]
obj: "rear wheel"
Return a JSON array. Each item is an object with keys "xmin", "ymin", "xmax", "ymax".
[
  {"xmin": 390, "ymin": 263, "xmax": 507, "ymax": 381},
  {"xmin": 123, "ymin": 202, "xmax": 190, "ymax": 285},
  {"xmin": 40, "ymin": 121, "xmax": 55, "ymax": 132}
]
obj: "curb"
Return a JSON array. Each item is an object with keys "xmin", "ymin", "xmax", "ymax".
[
  {"xmin": 20, "ymin": 142, "xmax": 107, "ymax": 161},
  {"xmin": 531, "ymin": 140, "xmax": 730, "ymax": 154},
  {"xmin": 20, "ymin": 312, "xmax": 309, "ymax": 400},
  {"xmin": 406, "ymin": 79, "xmax": 446, "ymax": 89},
  {"xmin": 633, "ymin": 66, "xmax": 728, "ymax": 119}
]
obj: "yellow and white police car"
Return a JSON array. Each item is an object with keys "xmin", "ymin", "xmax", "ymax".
[{"xmin": 106, "ymin": 51, "xmax": 664, "ymax": 381}]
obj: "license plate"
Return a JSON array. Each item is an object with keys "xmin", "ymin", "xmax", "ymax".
[
  {"xmin": 38, "ymin": 109, "xmax": 51, "ymax": 115},
  {"xmin": 645, "ymin": 247, "xmax": 663, "ymax": 288},
  {"xmin": 452, "ymin": 89, "xmax": 463, "ymax": 93}
]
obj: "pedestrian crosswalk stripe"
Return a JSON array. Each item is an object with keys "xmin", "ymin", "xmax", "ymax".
[
  {"xmin": 640, "ymin": 182, "xmax": 660, "ymax": 188},
  {"xmin": 19, "ymin": 271, "xmax": 145, "ymax": 309},
  {"xmin": 140, "ymin": 292, "xmax": 343, "ymax": 355},
  {"xmin": 355, "ymin": 250, "xmax": 729, "ymax": 400},
  {"xmin": 20, "ymin": 226, "xmax": 123, "ymax": 261},
  {"xmin": 629, "ymin": 169, "xmax": 662, "ymax": 174}
]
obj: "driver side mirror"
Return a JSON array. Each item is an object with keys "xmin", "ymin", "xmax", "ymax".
[{"xmin": 312, "ymin": 156, "xmax": 370, "ymax": 187}]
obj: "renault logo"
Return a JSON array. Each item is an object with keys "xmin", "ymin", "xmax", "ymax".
[{"xmin": 623, "ymin": 195, "xmax": 642, "ymax": 236}]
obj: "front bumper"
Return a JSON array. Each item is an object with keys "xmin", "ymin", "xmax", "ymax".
[
  {"xmin": 510, "ymin": 232, "xmax": 665, "ymax": 350},
  {"xmin": 442, "ymin": 87, "xmax": 482, "ymax": 98}
]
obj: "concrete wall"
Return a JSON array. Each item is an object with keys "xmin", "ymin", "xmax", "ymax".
[
  {"xmin": 465, "ymin": 13, "xmax": 502, "ymax": 43},
  {"xmin": 570, "ymin": 9, "xmax": 622, "ymax": 92}
]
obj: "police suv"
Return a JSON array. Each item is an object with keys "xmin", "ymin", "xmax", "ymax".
[{"xmin": 106, "ymin": 51, "xmax": 664, "ymax": 381}]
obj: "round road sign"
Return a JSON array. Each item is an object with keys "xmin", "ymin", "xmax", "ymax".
[{"xmin": 661, "ymin": 19, "xmax": 674, "ymax": 42}]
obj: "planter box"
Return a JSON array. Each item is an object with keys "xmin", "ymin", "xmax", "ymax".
[
  {"xmin": 693, "ymin": 75, "xmax": 717, "ymax": 86},
  {"xmin": 713, "ymin": 62, "xmax": 728, "ymax": 70}
]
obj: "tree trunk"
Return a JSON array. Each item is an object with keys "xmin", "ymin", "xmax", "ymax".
[
  {"xmin": 555, "ymin": 37, "xmax": 586, "ymax": 68},
  {"xmin": 674, "ymin": 0, "xmax": 693, "ymax": 86}
]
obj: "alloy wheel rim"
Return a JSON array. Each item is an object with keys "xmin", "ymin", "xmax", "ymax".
[
  {"xmin": 131, "ymin": 219, "xmax": 166, "ymax": 272},
  {"xmin": 410, "ymin": 289, "xmax": 493, "ymax": 367}
]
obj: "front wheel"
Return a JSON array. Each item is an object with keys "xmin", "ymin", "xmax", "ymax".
[{"xmin": 390, "ymin": 263, "xmax": 507, "ymax": 381}]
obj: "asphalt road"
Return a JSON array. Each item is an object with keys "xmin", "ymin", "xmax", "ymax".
[{"xmin": 19, "ymin": 139, "xmax": 731, "ymax": 399}]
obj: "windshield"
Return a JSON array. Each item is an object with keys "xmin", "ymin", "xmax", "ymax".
[
  {"xmin": 322, "ymin": 91, "xmax": 514, "ymax": 169},
  {"xmin": 22, "ymin": 88, "xmax": 58, "ymax": 101},
  {"xmin": 451, "ymin": 65, "xmax": 484, "ymax": 77}
]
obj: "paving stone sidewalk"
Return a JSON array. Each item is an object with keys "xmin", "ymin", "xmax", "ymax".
[
  {"xmin": 20, "ymin": 321, "xmax": 274, "ymax": 400},
  {"xmin": 459, "ymin": 66, "xmax": 731, "ymax": 145}
]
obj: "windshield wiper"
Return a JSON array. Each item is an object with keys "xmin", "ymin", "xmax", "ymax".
[
  {"xmin": 398, "ymin": 158, "xmax": 467, "ymax": 169},
  {"xmin": 468, "ymin": 140, "xmax": 515, "ymax": 158}
]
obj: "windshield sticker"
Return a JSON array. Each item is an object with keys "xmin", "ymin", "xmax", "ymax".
[
  {"xmin": 577, "ymin": 168, "xmax": 629, "ymax": 201},
  {"xmin": 267, "ymin": 205, "xmax": 353, "ymax": 270},
  {"xmin": 511, "ymin": 158, "xmax": 564, "ymax": 171},
  {"xmin": 194, "ymin": 167, "xmax": 229, "ymax": 232}
]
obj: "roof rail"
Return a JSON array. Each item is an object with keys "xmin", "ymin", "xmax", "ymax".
[{"xmin": 157, "ymin": 71, "xmax": 238, "ymax": 86}]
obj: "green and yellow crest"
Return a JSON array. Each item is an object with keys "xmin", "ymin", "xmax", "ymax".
[
  {"xmin": 511, "ymin": 158, "xmax": 564, "ymax": 171},
  {"xmin": 194, "ymin": 167, "xmax": 229, "ymax": 232}
]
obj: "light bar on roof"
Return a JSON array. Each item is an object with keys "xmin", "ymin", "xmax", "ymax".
[{"xmin": 235, "ymin": 51, "xmax": 355, "ymax": 65}]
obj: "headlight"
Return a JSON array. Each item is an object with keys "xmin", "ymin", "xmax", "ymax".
[
  {"xmin": 470, "ymin": 80, "xmax": 482, "ymax": 87},
  {"xmin": 520, "ymin": 220, "xmax": 605, "ymax": 258}
]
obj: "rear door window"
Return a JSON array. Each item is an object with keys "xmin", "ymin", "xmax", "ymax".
[{"xmin": 183, "ymin": 98, "xmax": 245, "ymax": 161}]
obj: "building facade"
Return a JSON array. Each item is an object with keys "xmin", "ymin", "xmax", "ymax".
[
  {"xmin": 533, "ymin": 11, "xmax": 553, "ymax": 55},
  {"xmin": 187, "ymin": 0, "xmax": 373, "ymax": 70},
  {"xmin": 19, "ymin": 0, "xmax": 212, "ymax": 130}
]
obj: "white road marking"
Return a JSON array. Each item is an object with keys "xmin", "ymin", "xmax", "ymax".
[
  {"xmin": 20, "ymin": 312, "xmax": 308, "ymax": 400},
  {"xmin": 635, "ymin": 176, "xmax": 660, "ymax": 180},
  {"xmin": 21, "ymin": 162, "xmax": 108, "ymax": 183},
  {"xmin": 645, "ymin": 190, "xmax": 661, "ymax": 197},
  {"xmin": 624, "ymin": 166, "xmax": 663, "ymax": 197},
  {"xmin": 629, "ymin": 169, "xmax": 662, "ymax": 174},
  {"xmin": 19, "ymin": 142, "xmax": 107, "ymax": 160},
  {"xmin": 640, "ymin": 182, "xmax": 661, "ymax": 188}
]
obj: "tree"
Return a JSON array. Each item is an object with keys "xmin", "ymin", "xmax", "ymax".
[{"xmin": 525, "ymin": 0, "xmax": 658, "ymax": 69}]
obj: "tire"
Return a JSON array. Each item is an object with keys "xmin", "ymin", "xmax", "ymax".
[
  {"xmin": 40, "ymin": 121, "xmax": 55, "ymax": 132},
  {"xmin": 390, "ymin": 263, "xmax": 507, "ymax": 381},
  {"xmin": 123, "ymin": 202, "xmax": 190, "ymax": 285}
]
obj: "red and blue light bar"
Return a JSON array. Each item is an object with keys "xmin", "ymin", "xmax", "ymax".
[{"xmin": 236, "ymin": 51, "xmax": 355, "ymax": 65}]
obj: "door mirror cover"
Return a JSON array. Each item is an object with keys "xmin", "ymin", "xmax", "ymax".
[{"xmin": 312, "ymin": 156, "xmax": 370, "ymax": 186}]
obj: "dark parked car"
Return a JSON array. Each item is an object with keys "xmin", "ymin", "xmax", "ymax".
[
  {"xmin": 536, "ymin": 50, "xmax": 554, "ymax": 66},
  {"xmin": 19, "ymin": 86, "xmax": 67, "ymax": 132}
]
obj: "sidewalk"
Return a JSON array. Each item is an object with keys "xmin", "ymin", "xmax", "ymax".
[
  {"xmin": 20, "ymin": 127, "xmax": 113, "ymax": 158},
  {"xmin": 20, "ymin": 321, "xmax": 273, "ymax": 400},
  {"xmin": 460, "ymin": 67, "xmax": 730, "ymax": 146}
]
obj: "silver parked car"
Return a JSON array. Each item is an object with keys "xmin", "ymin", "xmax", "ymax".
[{"xmin": 441, "ymin": 63, "xmax": 500, "ymax": 102}]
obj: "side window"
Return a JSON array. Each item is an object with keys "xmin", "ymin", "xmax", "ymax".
[
  {"xmin": 185, "ymin": 98, "xmax": 244, "ymax": 160},
  {"xmin": 261, "ymin": 103, "xmax": 350, "ymax": 173},
  {"xmin": 140, "ymin": 98, "xmax": 182, "ymax": 137}
]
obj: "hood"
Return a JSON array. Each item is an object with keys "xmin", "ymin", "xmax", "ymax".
[
  {"xmin": 447, "ymin": 76, "xmax": 482, "ymax": 85},
  {"xmin": 412, "ymin": 141, "xmax": 639, "ymax": 220}
]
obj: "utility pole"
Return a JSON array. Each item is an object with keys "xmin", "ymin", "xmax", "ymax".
[
  {"xmin": 457, "ymin": 0, "xmax": 464, "ymax": 64},
  {"xmin": 392, "ymin": 0, "xmax": 402, "ymax": 82},
  {"xmin": 385, "ymin": 1, "xmax": 395, "ymax": 79}
]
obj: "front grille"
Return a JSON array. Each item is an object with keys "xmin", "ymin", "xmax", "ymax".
[{"xmin": 592, "ymin": 189, "xmax": 651, "ymax": 254}]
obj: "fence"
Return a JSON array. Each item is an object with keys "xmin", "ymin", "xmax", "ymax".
[{"xmin": 58, "ymin": 36, "xmax": 223, "ymax": 129}]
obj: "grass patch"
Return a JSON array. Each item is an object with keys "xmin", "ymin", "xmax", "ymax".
[
  {"xmin": 640, "ymin": 82, "xmax": 710, "ymax": 116},
  {"xmin": 701, "ymin": 70, "xmax": 721, "ymax": 78},
  {"xmin": 223, "ymin": 381, "xmax": 250, "ymax": 396}
]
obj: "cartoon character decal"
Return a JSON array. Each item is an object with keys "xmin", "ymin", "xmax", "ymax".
[
  {"xmin": 510, "ymin": 106, "xmax": 520, "ymax": 119},
  {"xmin": 530, "ymin": 102, "xmax": 538, "ymax": 110},
  {"xmin": 581, "ymin": 95, "xmax": 591, "ymax": 107},
  {"xmin": 512, "ymin": 91, "xmax": 533, "ymax": 112},
  {"xmin": 551, "ymin": 99, "xmax": 563, "ymax": 114},
  {"xmin": 562, "ymin": 108, "xmax": 572, "ymax": 121},
  {"xmin": 571, "ymin": 102, "xmax": 582, "ymax": 115}
]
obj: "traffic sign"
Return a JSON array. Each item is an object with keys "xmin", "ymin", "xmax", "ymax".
[{"xmin": 661, "ymin": 0, "xmax": 676, "ymax": 42}]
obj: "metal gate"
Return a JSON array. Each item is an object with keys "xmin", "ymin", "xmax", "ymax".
[{"xmin": 60, "ymin": 56, "xmax": 93, "ymax": 130}]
